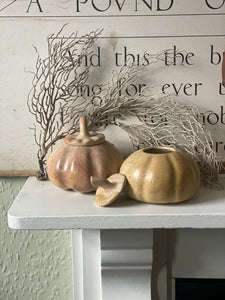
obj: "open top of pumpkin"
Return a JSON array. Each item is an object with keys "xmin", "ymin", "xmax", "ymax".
[{"xmin": 65, "ymin": 116, "xmax": 105, "ymax": 146}]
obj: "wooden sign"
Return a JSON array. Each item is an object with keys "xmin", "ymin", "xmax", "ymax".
[{"xmin": 1, "ymin": 0, "xmax": 225, "ymax": 174}]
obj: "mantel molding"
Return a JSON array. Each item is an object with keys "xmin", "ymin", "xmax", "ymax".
[{"xmin": 72, "ymin": 229, "xmax": 153, "ymax": 300}]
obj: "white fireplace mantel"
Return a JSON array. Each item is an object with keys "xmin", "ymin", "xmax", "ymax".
[
  {"xmin": 7, "ymin": 176, "xmax": 225, "ymax": 300},
  {"xmin": 7, "ymin": 176, "xmax": 225, "ymax": 230}
]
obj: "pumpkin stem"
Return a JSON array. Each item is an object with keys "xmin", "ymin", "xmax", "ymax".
[
  {"xmin": 78, "ymin": 116, "xmax": 90, "ymax": 138},
  {"xmin": 90, "ymin": 176, "xmax": 115, "ymax": 190},
  {"xmin": 65, "ymin": 115, "xmax": 105, "ymax": 146}
]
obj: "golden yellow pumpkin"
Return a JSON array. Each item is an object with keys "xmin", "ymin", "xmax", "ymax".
[
  {"xmin": 120, "ymin": 147, "xmax": 201, "ymax": 203},
  {"xmin": 47, "ymin": 117, "xmax": 124, "ymax": 193}
]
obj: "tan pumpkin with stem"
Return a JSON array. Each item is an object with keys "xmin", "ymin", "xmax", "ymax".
[{"xmin": 47, "ymin": 116, "xmax": 124, "ymax": 193}]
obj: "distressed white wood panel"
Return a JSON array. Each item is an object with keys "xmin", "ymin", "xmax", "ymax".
[{"xmin": 1, "ymin": 0, "xmax": 225, "ymax": 170}]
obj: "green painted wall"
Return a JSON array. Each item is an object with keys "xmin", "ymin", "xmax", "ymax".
[{"xmin": 0, "ymin": 177, "xmax": 73, "ymax": 300}]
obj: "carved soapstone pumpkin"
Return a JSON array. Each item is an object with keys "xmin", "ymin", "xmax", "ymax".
[
  {"xmin": 119, "ymin": 147, "xmax": 201, "ymax": 204},
  {"xmin": 47, "ymin": 116, "xmax": 124, "ymax": 193}
]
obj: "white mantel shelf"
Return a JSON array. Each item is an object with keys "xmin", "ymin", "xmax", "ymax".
[
  {"xmin": 7, "ymin": 176, "xmax": 225, "ymax": 230},
  {"xmin": 7, "ymin": 176, "xmax": 225, "ymax": 300}
]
